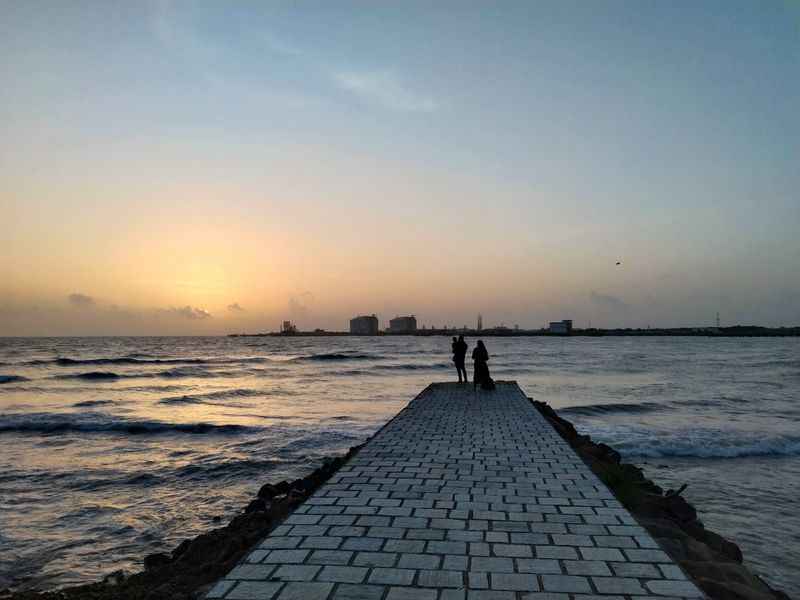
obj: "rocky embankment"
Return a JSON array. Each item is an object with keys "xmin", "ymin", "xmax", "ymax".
[
  {"xmin": 0, "ymin": 445, "xmax": 364, "ymax": 600},
  {"xmin": 530, "ymin": 397, "xmax": 792, "ymax": 600}
]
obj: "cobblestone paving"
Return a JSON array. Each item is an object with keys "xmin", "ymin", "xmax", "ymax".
[{"xmin": 207, "ymin": 382, "xmax": 705, "ymax": 599}]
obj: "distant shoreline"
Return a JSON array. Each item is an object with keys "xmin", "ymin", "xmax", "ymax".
[{"xmin": 229, "ymin": 325, "xmax": 800, "ymax": 338}]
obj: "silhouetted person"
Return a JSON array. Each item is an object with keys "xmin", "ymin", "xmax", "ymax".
[
  {"xmin": 452, "ymin": 335, "xmax": 468, "ymax": 383},
  {"xmin": 472, "ymin": 340, "xmax": 495, "ymax": 391}
]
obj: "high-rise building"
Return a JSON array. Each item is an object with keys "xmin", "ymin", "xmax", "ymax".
[
  {"xmin": 548, "ymin": 320, "xmax": 573, "ymax": 334},
  {"xmin": 389, "ymin": 315, "xmax": 417, "ymax": 334},
  {"xmin": 350, "ymin": 314, "xmax": 379, "ymax": 335},
  {"xmin": 477, "ymin": 314, "xmax": 483, "ymax": 332}
]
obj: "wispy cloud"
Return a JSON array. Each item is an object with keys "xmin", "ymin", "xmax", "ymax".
[
  {"xmin": 333, "ymin": 70, "xmax": 438, "ymax": 113},
  {"xmin": 227, "ymin": 302, "xmax": 245, "ymax": 312},
  {"xmin": 150, "ymin": 5, "xmax": 437, "ymax": 114}
]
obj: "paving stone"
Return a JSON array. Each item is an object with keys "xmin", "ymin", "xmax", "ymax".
[
  {"xmin": 417, "ymin": 569, "xmax": 465, "ymax": 587},
  {"xmin": 624, "ymin": 548, "xmax": 672, "ymax": 562},
  {"xmin": 259, "ymin": 537, "xmax": 301, "ymax": 550},
  {"xmin": 467, "ymin": 591, "xmax": 516, "ymax": 600},
  {"xmin": 536, "ymin": 546, "xmax": 578, "ymax": 560},
  {"xmin": 227, "ymin": 564, "xmax": 276, "ymax": 580},
  {"xmin": 471, "ymin": 557, "xmax": 515, "ymax": 573},
  {"xmin": 610, "ymin": 561, "xmax": 660, "ymax": 578},
  {"xmin": 443, "ymin": 554, "xmax": 469, "ymax": 571},
  {"xmin": 578, "ymin": 547, "xmax": 625, "ymax": 562},
  {"xmin": 367, "ymin": 567, "xmax": 416, "ymax": 586},
  {"xmin": 428, "ymin": 540, "xmax": 468, "ymax": 555},
  {"xmin": 658, "ymin": 563, "xmax": 688, "ymax": 579},
  {"xmin": 263, "ymin": 549, "xmax": 310, "ymax": 564},
  {"xmin": 541, "ymin": 574, "xmax": 592, "ymax": 593},
  {"xmin": 333, "ymin": 584, "xmax": 386, "ymax": 600},
  {"xmin": 317, "ymin": 565, "xmax": 369, "ymax": 583},
  {"xmin": 353, "ymin": 551, "xmax": 397, "ymax": 567},
  {"xmin": 490, "ymin": 573, "xmax": 540, "ymax": 591},
  {"xmin": 342, "ymin": 537, "xmax": 385, "ymax": 551},
  {"xmin": 646, "ymin": 579, "xmax": 705, "ymax": 597},
  {"xmin": 563, "ymin": 560, "xmax": 612, "ymax": 576},
  {"xmin": 398, "ymin": 553, "xmax": 441, "ymax": 569},
  {"xmin": 386, "ymin": 587, "xmax": 437, "ymax": 600},
  {"xmin": 226, "ymin": 580, "xmax": 283, "ymax": 599},
  {"xmin": 516, "ymin": 558, "xmax": 562, "ymax": 574},
  {"xmin": 591, "ymin": 576, "xmax": 646, "ymax": 594},
  {"xmin": 275, "ymin": 581, "xmax": 333, "ymax": 600},
  {"xmin": 492, "ymin": 543, "xmax": 533, "ymax": 557},
  {"xmin": 205, "ymin": 579, "xmax": 236, "ymax": 599},
  {"xmin": 270, "ymin": 564, "xmax": 320, "ymax": 582}
]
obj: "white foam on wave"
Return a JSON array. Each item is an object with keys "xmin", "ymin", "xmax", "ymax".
[{"xmin": 581, "ymin": 425, "xmax": 800, "ymax": 458}]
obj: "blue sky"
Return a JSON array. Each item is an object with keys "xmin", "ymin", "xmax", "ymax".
[{"xmin": 1, "ymin": 1, "xmax": 798, "ymax": 334}]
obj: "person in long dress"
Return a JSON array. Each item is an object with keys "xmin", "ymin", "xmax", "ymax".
[{"xmin": 472, "ymin": 340, "xmax": 494, "ymax": 391}]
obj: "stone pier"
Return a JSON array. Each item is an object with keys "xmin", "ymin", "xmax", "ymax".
[{"xmin": 206, "ymin": 382, "xmax": 705, "ymax": 599}]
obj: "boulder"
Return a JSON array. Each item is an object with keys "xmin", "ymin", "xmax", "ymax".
[{"xmin": 143, "ymin": 553, "xmax": 171, "ymax": 571}]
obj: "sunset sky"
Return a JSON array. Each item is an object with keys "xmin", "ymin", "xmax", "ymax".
[{"xmin": 2, "ymin": 1, "xmax": 799, "ymax": 335}]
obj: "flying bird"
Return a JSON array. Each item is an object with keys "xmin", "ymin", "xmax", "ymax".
[{"xmin": 616, "ymin": 261, "xmax": 622, "ymax": 265}]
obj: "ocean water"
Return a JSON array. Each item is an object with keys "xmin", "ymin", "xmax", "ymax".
[{"xmin": 0, "ymin": 336, "xmax": 797, "ymax": 594}]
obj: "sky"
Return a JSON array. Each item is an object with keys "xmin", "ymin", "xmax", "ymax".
[{"xmin": 2, "ymin": 1, "xmax": 799, "ymax": 335}]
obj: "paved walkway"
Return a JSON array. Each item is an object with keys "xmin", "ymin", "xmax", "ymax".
[{"xmin": 207, "ymin": 382, "xmax": 705, "ymax": 600}]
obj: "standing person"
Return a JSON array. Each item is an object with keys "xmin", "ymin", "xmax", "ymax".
[
  {"xmin": 452, "ymin": 335, "xmax": 468, "ymax": 383},
  {"xmin": 472, "ymin": 340, "xmax": 494, "ymax": 391}
]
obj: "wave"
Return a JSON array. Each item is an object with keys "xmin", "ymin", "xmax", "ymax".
[
  {"xmin": 617, "ymin": 437, "xmax": 800, "ymax": 458},
  {"xmin": 583, "ymin": 424, "xmax": 800, "ymax": 458},
  {"xmin": 375, "ymin": 362, "xmax": 451, "ymax": 371},
  {"xmin": 297, "ymin": 352, "xmax": 377, "ymax": 361},
  {"xmin": 157, "ymin": 366, "xmax": 241, "ymax": 378},
  {"xmin": 43, "ymin": 356, "xmax": 272, "ymax": 366},
  {"xmin": 72, "ymin": 400, "xmax": 115, "ymax": 408},
  {"xmin": 0, "ymin": 375, "xmax": 29, "ymax": 384},
  {"xmin": 157, "ymin": 388, "xmax": 261, "ymax": 406},
  {"xmin": 0, "ymin": 412, "xmax": 255, "ymax": 436},
  {"xmin": 55, "ymin": 371, "xmax": 121, "ymax": 381},
  {"xmin": 559, "ymin": 401, "xmax": 663, "ymax": 416}
]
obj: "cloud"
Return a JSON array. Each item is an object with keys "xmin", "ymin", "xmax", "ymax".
[
  {"xmin": 333, "ymin": 70, "xmax": 438, "ymax": 112},
  {"xmin": 162, "ymin": 305, "xmax": 212, "ymax": 320},
  {"xmin": 68, "ymin": 293, "xmax": 95, "ymax": 308},
  {"xmin": 589, "ymin": 291, "xmax": 631, "ymax": 312},
  {"xmin": 227, "ymin": 302, "xmax": 245, "ymax": 312}
]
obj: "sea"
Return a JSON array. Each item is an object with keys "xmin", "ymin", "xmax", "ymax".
[{"xmin": 0, "ymin": 336, "xmax": 797, "ymax": 595}]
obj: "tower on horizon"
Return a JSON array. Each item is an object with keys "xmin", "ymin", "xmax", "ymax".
[{"xmin": 477, "ymin": 314, "xmax": 483, "ymax": 332}]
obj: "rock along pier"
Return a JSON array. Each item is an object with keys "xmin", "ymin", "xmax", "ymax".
[{"xmin": 206, "ymin": 382, "xmax": 706, "ymax": 600}]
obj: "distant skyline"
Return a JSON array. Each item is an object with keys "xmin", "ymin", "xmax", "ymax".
[{"xmin": 2, "ymin": 1, "xmax": 799, "ymax": 335}]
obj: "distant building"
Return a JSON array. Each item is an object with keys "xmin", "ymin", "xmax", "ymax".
[
  {"xmin": 389, "ymin": 315, "xmax": 417, "ymax": 334},
  {"xmin": 281, "ymin": 320, "xmax": 297, "ymax": 334},
  {"xmin": 549, "ymin": 320, "xmax": 573, "ymax": 334},
  {"xmin": 477, "ymin": 314, "xmax": 483, "ymax": 332},
  {"xmin": 350, "ymin": 314, "xmax": 379, "ymax": 335}
]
